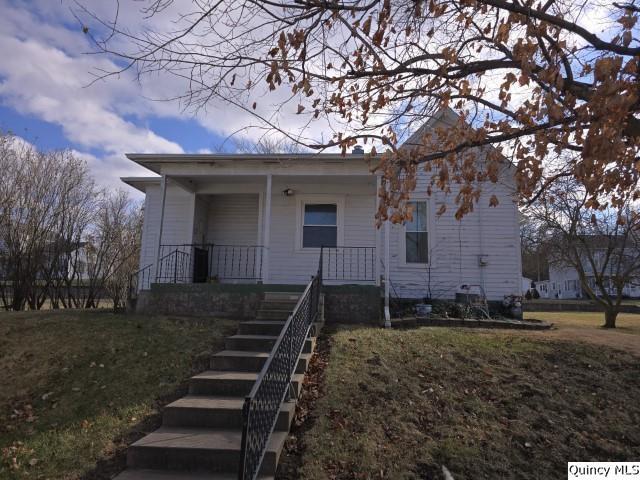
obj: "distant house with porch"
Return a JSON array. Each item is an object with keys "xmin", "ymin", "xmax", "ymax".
[{"xmin": 123, "ymin": 109, "xmax": 523, "ymax": 320}]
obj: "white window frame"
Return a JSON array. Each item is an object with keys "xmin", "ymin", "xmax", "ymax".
[
  {"xmin": 295, "ymin": 195, "xmax": 345, "ymax": 252},
  {"xmin": 399, "ymin": 198, "xmax": 434, "ymax": 268}
]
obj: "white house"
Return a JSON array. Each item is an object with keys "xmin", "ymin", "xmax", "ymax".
[
  {"xmin": 547, "ymin": 264, "xmax": 640, "ymax": 299},
  {"xmin": 122, "ymin": 110, "xmax": 523, "ymax": 317}
]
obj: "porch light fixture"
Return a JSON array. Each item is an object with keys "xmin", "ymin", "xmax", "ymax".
[{"xmin": 282, "ymin": 187, "xmax": 295, "ymax": 196}]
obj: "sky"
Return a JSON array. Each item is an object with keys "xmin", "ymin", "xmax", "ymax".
[
  {"xmin": 0, "ymin": 0, "xmax": 252, "ymax": 197},
  {"xmin": 0, "ymin": 0, "xmax": 616, "ymax": 198}
]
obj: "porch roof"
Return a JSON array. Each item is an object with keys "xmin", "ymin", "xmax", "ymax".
[
  {"xmin": 126, "ymin": 152, "xmax": 369, "ymax": 175},
  {"xmin": 121, "ymin": 176, "xmax": 161, "ymax": 192}
]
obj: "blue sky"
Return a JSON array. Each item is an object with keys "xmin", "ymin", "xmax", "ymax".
[
  {"xmin": 0, "ymin": 0, "xmax": 613, "ymax": 196},
  {"xmin": 0, "ymin": 0, "xmax": 241, "ymax": 194}
]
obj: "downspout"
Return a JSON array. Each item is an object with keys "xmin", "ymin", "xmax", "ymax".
[
  {"xmin": 478, "ymin": 199, "xmax": 486, "ymax": 296},
  {"xmin": 384, "ymin": 218, "xmax": 391, "ymax": 328}
]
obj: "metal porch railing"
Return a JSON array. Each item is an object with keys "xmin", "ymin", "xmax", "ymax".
[
  {"xmin": 238, "ymin": 250, "xmax": 323, "ymax": 480},
  {"xmin": 127, "ymin": 244, "xmax": 265, "ymax": 300},
  {"xmin": 321, "ymin": 246, "xmax": 376, "ymax": 282}
]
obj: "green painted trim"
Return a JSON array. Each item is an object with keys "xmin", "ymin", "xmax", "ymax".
[
  {"xmin": 150, "ymin": 283, "xmax": 307, "ymax": 294},
  {"xmin": 323, "ymin": 285, "xmax": 382, "ymax": 295}
]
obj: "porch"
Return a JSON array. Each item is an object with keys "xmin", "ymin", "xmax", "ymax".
[{"xmin": 128, "ymin": 170, "xmax": 383, "ymax": 295}]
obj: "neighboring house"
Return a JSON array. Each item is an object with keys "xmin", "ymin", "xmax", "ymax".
[
  {"xmin": 546, "ymin": 234, "xmax": 640, "ymax": 299},
  {"xmin": 522, "ymin": 276, "xmax": 533, "ymax": 294},
  {"xmin": 548, "ymin": 263, "xmax": 640, "ymax": 299},
  {"xmin": 534, "ymin": 279, "xmax": 551, "ymax": 298},
  {"xmin": 122, "ymin": 109, "xmax": 523, "ymax": 313}
]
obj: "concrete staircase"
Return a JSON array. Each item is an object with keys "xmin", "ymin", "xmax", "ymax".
[{"xmin": 115, "ymin": 292, "xmax": 322, "ymax": 480}]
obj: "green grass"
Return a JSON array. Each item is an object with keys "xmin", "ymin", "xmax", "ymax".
[
  {"xmin": 0, "ymin": 310, "xmax": 236, "ymax": 479},
  {"xmin": 290, "ymin": 326, "xmax": 640, "ymax": 480}
]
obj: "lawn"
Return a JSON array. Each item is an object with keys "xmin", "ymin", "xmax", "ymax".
[
  {"xmin": 280, "ymin": 326, "xmax": 640, "ymax": 480},
  {"xmin": 524, "ymin": 311, "xmax": 640, "ymax": 335},
  {"xmin": 0, "ymin": 310, "xmax": 236, "ymax": 479}
]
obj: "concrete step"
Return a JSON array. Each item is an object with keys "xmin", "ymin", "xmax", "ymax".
[
  {"xmin": 238, "ymin": 320, "xmax": 286, "ymax": 335},
  {"xmin": 189, "ymin": 371, "xmax": 305, "ymax": 397},
  {"xmin": 224, "ymin": 334, "xmax": 315, "ymax": 353},
  {"xmin": 189, "ymin": 371, "xmax": 257, "ymax": 396},
  {"xmin": 127, "ymin": 427, "xmax": 287, "ymax": 475},
  {"xmin": 255, "ymin": 310, "xmax": 292, "ymax": 321},
  {"xmin": 163, "ymin": 395, "xmax": 295, "ymax": 431},
  {"xmin": 211, "ymin": 350, "xmax": 269, "ymax": 372},
  {"xmin": 262, "ymin": 292, "xmax": 301, "ymax": 302},
  {"xmin": 114, "ymin": 469, "xmax": 273, "ymax": 480},
  {"xmin": 225, "ymin": 335, "xmax": 278, "ymax": 352},
  {"xmin": 259, "ymin": 300, "xmax": 298, "ymax": 311},
  {"xmin": 211, "ymin": 350, "xmax": 312, "ymax": 374}
]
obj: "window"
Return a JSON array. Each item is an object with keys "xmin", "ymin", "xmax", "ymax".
[
  {"xmin": 405, "ymin": 201, "xmax": 428, "ymax": 264},
  {"xmin": 303, "ymin": 204, "xmax": 337, "ymax": 248}
]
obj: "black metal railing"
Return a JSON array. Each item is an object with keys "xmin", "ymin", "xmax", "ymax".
[
  {"xmin": 156, "ymin": 248, "xmax": 192, "ymax": 284},
  {"xmin": 155, "ymin": 244, "xmax": 264, "ymax": 284},
  {"xmin": 238, "ymin": 250, "xmax": 323, "ymax": 480},
  {"xmin": 321, "ymin": 246, "xmax": 376, "ymax": 282},
  {"xmin": 210, "ymin": 245, "xmax": 264, "ymax": 280},
  {"xmin": 128, "ymin": 263, "xmax": 152, "ymax": 299}
]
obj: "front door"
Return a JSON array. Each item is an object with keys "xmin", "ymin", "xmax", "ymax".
[{"xmin": 193, "ymin": 247, "xmax": 209, "ymax": 283}]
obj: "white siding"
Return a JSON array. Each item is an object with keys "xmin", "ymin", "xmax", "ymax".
[
  {"xmin": 139, "ymin": 183, "xmax": 195, "ymax": 271},
  {"xmin": 386, "ymin": 165, "xmax": 521, "ymax": 301},
  {"xmin": 136, "ymin": 169, "xmax": 521, "ymax": 301},
  {"xmin": 206, "ymin": 194, "xmax": 260, "ymax": 245},
  {"xmin": 268, "ymin": 180, "xmax": 377, "ymax": 284}
]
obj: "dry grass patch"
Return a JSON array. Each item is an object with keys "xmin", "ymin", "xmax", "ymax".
[
  {"xmin": 0, "ymin": 310, "xmax": 236, "ymax": 479},
  {"xmin": 524, "ymin": 311, "xmax": 640, "ymax": 335},
  {"xmin": 289, "ymin": 326, "xmax": 640, "ymax": 480}
]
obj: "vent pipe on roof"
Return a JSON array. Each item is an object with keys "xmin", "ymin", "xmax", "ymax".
[{"xmin": 352, "ymin": 145, "xmax": 365, "ymax": 154}]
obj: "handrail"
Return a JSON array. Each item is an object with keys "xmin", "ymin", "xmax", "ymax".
[
  {"xmin": 238, "ymin": 251, "xmax": 323, "ymax": 480},
  {"xmin": 128, "ymin": 263, "xmax": 153, "ymax": 300}
]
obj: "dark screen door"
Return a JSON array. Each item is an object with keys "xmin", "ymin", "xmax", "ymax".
[{"xmin": 193, "ymin": 247, "xmax": 209, "ymax": 283}]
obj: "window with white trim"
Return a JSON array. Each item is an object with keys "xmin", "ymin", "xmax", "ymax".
[
  {"xmin": 405, "ymin": 201, "xmax": 428, "ymax": 263},
  {"xmin": 302, "ymin": 204, "xmax": 337, "ymax": 248}
]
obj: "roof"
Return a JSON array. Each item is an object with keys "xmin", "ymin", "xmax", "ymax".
[
  {"xmin": 125, "ymin": 152, "xmax": 367, "ymax": 175},
  {"xmin": 121, "ymin": 176, "xmax": 161, "ymax": 193},
  {"xmin": 121, "ymin": 106, "xmax": 510, "ymax": 186}
]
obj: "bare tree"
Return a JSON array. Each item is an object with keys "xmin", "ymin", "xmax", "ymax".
[
  {"xmin": 229, "ymin": 137, "xmax": 310, "ymax": 155},
  {"xmin": 0, "ymin": 132, "xmax": 141, "ymax": 311},
  {"xmin": 0, "ymin": 134, "xmax": 95, "ymax": 310},
  {"xmin": 529, "ymin": 179, "xmax": 640, "ymax": 328},
  {"xmin": 79, "ymin": 0, "xmax": 640, "ymax": 221},
  {"xmin": 520, "ymin": 215, "xmax": 550, "ymax": 282},
  {"xmin": 82, "ymin": 190, "xmax": 142, "ymax": 309}
]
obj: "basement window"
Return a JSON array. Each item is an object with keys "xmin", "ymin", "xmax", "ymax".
[
  {"xmin": 303, "ymin": 204, "xmax": 337, "ymax": 248},
  {"xmin": 405, "ymin": 201, "xmax": 428, "ymax": 264}
]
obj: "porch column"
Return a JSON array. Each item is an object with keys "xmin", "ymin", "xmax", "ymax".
[
  {"xmin": 262, "ymin": 174, "xmax": 272, "ymax": 283},
  {"xmin": 154, "ymin": 174, "xmax": 168, "ymax": 281},
  {"xmin": 375, "ymin": 175, "xmax": 382, "ymax": 286}
]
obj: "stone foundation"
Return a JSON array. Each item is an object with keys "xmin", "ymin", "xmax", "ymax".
[{"xmin": 134, "ymin": 283, "xmax": 382, "ymax": 324}]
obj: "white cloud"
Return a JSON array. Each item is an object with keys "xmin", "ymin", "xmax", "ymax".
[{"xmin": 0, "ymin": 0, "xmax": 187, "ymax": 193}]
